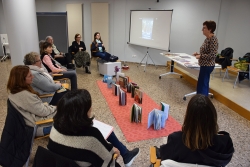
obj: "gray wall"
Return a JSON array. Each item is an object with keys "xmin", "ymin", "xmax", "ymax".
[{"xmin": 0, "ymin": 0, "xmax": 249, "ymax": 64}]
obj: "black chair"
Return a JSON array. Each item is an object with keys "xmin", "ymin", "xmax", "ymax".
[
  {"xmin": 33, "ymin": 146, "xmax": 80, "ymax": 167},
  {"xmin": 0, "ymin": 100, "xmax": 53, "ymax": 167}
]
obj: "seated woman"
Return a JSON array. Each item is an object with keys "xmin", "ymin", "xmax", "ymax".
[
  {"xmin": 47, "ymin": 89, "xmax": 140, "ymax": 167},
  {"xmin": 91, "ymin": 32, "xmax": 111, "ymax": 61},
  {"xmin": 23, "ymin": 52, "xmax": 69, "ymax": 105},
  {"xmin": 7, "ymin": 65, "xmax": 57, "ymax": 136},
  {"xmin": 159, "ymin": 94, "xmax": 234, "ymax": 167},
  {"xmin": 40, "ymin": 42, "xmax": 77, "ymax": 90},
  {"xmin": 72, "ymin": 33, "xmax": 91, "ymax": 74}
]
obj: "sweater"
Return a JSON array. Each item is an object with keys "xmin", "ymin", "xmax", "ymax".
[
  {"xmin": 48, "ymin": 126, "xmax": 116, "ymax": 167},
  {"xmin": 72, "ymin": 41, "xmax": 86, "ymax": 54},
  {"xmin": 8, "ymin": 90, "xmax": 57, "ymax": 136},
  {"xmin": 160, "ymin": 131, "xmax": 234, "ymax": 167},
  {"xmin": 29, "ymin": 65, "xmax": 61, "ymax": 103},
  {"xmin": 199, "ymin": 35, "xmax": 218, "ymax": 66}
]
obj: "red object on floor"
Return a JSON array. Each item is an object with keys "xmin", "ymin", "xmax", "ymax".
[{"xmin": 97, "ymin": 80, "xmax": 182, "ymax": 142}]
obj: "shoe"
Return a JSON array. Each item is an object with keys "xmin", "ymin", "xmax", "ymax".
[
  {"xmin": 123, "ymin": 148, "xmax": 140, "ymax": 167},
  {"xmin": 85, "ymin": 66, "xmax": 91, "ymax": 74}
]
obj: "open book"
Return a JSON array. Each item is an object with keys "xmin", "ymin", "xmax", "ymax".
[
  {"xmin": 93, "ymin": 120, "xmax": 114, "ymax": 139},
  {"xmin": 147, "ymin": 102, "xmax": 169, "ymax": 130}
]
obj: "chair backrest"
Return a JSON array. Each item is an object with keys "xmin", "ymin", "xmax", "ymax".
[
  {"xmin": 160, "ymin": 159, "xmax": 213, "ymax": 167},
  {"xmin": 33, "ymin": 146, "xmax": 80, "ymax": 167},
  {"xmin": 0, "ymin": 100, "xmax": 34, "ymax": 167}
]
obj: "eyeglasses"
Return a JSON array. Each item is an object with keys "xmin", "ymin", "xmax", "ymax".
[
  {"xmin": 35, "ymin": 59, "xmax": 41, "ymax": 62},
  {"xmin": 76, "ymin": 36, "xmax": 81, "ymax": 38}
]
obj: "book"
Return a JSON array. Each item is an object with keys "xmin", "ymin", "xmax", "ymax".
[
  {"xmin": 130, "ymin": 103, "xmax": 142, "ymax": 123},
  {"xmin": 112, "ymin": 83, "xmax": 120, "ymax": 96},
  {"xmin": 127, "ymin": 82, "xmax": 137, "ymax": 93},
  {"xmin": 131, "ymin": 85, "xmax": 139, "ymax": 98},
  {"xmin": 147, "ymin": 102, "xmax": 169, "ymax": 130},
  {"xmin": 119, "ymin": 76, "xmax": 129, "ymax": 88},
  {"xmin": 134, "ymin": 88, "xmax": 143, "ymax": 104},
  {"xmin": 57, "ymin": 86, "xmax": 67, "ymax": 93},
  {"xmin": 119, "ymin": 88, "xmax": 127, "ymax": 106},
  {"xmin": 93, "ymin": 120, "xmax": 114, "ymax": 139},
  {"xmin": 116, "ymin": 72, "xmax": 125, "ymax": 82}
]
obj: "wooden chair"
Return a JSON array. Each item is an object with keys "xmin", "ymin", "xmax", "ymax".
[{"xmin": 150, "ymin": 146, "xmax": 161, "ymax": 167}]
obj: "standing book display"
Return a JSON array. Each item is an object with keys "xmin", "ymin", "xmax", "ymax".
[
  {"xmin": 134, "ymin": 88, "xmax": 143, "ymax": 104},
  {"xmin": 112, "ymin": 83, "xmax": 120, "ymax": 96},
  {"xmin": 130, "ymin": 103, "xmax": 142, "ymax": 123},
  {"xmin": 147, "ymin": 102, "xmax": 169, "ymax": 130},
  {"xmin": 119, "ymin": 76, "xmax": 129, "ymax": 88},
  {"xmin": 131, "ymin": 85, "xmax": 139, "ymax": 98},
  {"xmin": 119, "ymin": 88, "xmax": 127, "ymax": 106}
]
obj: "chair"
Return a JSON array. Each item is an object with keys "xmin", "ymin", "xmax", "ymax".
[
  {"xmin": 33, "ymin": 146, "xmax": 119, "ymax": 167},
  {"xmin": 0, "ymin": 100, "xmax": 53, "ymax": 167},
  {"xmin": 149, "ymin": 146, "xmax": 212, "ymax": 167},
  {"xmin": 222, "ymin": 62, "xmax": 250, "ymax": 88}
]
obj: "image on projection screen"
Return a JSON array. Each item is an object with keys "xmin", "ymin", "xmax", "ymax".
[
  {"xmin": 129, "ymin": 10, "xmax": 173, "ymax": 51},
  {"xmin": 142, "ymin": 18, "xmax": 154, "ymax": 39}
]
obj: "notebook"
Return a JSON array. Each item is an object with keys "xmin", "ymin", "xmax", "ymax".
[
  {"xmin": 147, "ymin": 102, "xmax": 169, "ymax": 130},
  {"xmin": 134, "ymin": 88, "xmax": 143, "ymax": 104},
  {"xmin": 119, "ymin": 88, "xmax": 127, "ymax": 106},
  {"xmin": 116, "ymin": 72, "xmax": 125, "ymax": 82},
  {"xmin": 130, "ymin": 103, "xmax": 142, "ymax": 123},
  {"xmin": 112, "ymin": 83, "xmax": 120, "ymax": 96},
  {"xmin": 93, "ymin": 119, "xmax": 114, "ymax": 139}
]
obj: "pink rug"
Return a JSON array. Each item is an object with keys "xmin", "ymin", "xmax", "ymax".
[{"xmin": 97, "ymin": 80, "xmax": 182, "ymax": 142}]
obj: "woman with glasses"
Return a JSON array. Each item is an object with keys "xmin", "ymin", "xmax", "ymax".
[
  {"xmin": 7, "ymin": 65, "xmax": 56, "ymax": 136},
  {"xmin": 23, "ymin": 52, "xmax": 68, "ymax": 105},
  {"xmin": 71, "ymin": 33, "xmax": 91, "ymax": 74},
  {"xmin": 193, "ymin": 21, "xmax": 219, "ymax": 96}
]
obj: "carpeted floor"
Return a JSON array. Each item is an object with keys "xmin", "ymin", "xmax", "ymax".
[{"xmin": 0, "ymin": 59, "xmax": 250, "ymax": 167}]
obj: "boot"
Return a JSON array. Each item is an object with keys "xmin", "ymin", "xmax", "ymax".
[{"xmin": 85, "ymin": 66, "xmax": 91, "ymax": 74}]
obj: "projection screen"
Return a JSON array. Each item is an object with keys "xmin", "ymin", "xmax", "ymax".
[{"xmin": 129, "ymin": 10, "xmax": 173, "ymax": 51}]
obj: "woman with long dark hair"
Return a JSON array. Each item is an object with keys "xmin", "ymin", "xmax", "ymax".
[{"xmin": 160, "ymin": 94, "xmax": 234, "ymax": 166}]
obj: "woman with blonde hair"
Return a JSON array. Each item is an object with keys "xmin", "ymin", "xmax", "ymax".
[
  {"xmin": 159, "ymin": 94, "xmax": 234, "ymax": 167},
  {"xmin": 7, "ymin": 65, "xmax": 56, "ymax": 136}
]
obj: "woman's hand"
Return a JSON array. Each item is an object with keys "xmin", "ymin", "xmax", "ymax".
[
  {"xmin": 79, "ymin": 47, "xmax": 83, "ymax": 51},
  {"xmin": 102, "ymin": 44, "xmax": 104, "ymax": 47},
  {"xmin": 113, "ymin": 147, "xmax": 120, "ymax": 157},
  {"xmin": 193, "ymin": 52, "xmax": 199, "ymax": 56},
  {"xmin": 195, "ymin": 54, "xmax": 200, "ymax": 59},
  {"xmin": 56, "ymin": 82, "xmax": 62, "ymax": 87}
]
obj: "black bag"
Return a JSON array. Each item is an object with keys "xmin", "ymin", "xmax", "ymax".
[{"xmin": 109, "ymin": 55, "xmax": 118, "ymax": 62}]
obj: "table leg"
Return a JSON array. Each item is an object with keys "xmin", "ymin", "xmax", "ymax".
[{"xmin": 159, "ymin": 60, "xmax": 182, "ymax": 79}]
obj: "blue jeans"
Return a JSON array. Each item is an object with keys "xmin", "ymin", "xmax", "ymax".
[
  {"xmin": 43, "ymin": 126, "xmax": 52, "ymax": 135},
  {"xmin": 197, "ymin": 66, "xmax": 214, "ymax": 96},
  {"xmin": 95, "ymin": 51, "xmax": 111, "ymax": 61},
  {"xmin": 53, "ymin": 70, "xmax": 77, "ymax": 90},
  {"xmin": 107, "ymin": 132, "xmax": 128, "ymax": 156}
]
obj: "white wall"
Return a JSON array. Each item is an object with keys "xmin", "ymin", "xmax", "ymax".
[
  {"xmin": 1, "ymin": 0, "xmax": 249, "ymax": 63},
  {"xmin": 0, "ymin": 1, "xmax": 7, "ymax": 56}
]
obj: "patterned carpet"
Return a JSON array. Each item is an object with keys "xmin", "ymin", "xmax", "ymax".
[{"xmin": 0, "ymin": 59, "xmax": 250, "ymax": 167}]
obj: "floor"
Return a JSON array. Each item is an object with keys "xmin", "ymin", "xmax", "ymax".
[{"xmin": 0, "ymin": 59, "xmax": 250, "ymax": 167}]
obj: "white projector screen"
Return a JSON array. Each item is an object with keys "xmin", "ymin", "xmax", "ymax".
[{"xmin": 129, "ymin": 10, "xmax": 173, "ymax": 51}]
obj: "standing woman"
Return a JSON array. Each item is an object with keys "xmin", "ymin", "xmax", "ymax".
[
  {"xmin": 71, "ymin": 33, "xmax": 91, "ymax": 74},
  {"xmin": 91, "ymin": 32, "xmax": 111, "ymax": 61},
  {"xmin": 193, "ymin": 21, "xmax": 218, "ymax": 96}
]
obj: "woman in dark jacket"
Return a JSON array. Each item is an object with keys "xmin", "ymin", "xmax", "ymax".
[
  {"xmin": 71, "ymin": 33, "xmax": 91, "ymax": 74},
  {"xmin": 91, "ymin": 32, "xmax": 111, "ymax": 61},
  {"xmin": 160, "ymin": 94, "xmax": 234, "ymax": 167}
]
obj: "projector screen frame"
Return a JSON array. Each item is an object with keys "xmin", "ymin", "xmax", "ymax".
[{"xmin": 129, "ymin": 10, "xmax": 173, "ymax": 51}]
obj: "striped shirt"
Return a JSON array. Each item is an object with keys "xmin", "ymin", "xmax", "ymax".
[{"xmin": 199, "ymin": 35, "xmax": 218, "ymax": 66}]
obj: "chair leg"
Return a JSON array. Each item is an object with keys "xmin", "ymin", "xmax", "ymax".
[
  {"xmin": 222, "ymin": 69, "xmax": 228, "ymax": 82},
  {"xmin": 233, "ymin": 72, "xmax": 240, "ymax": 88}
]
